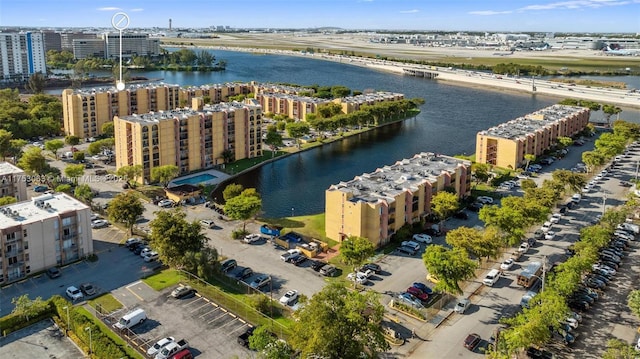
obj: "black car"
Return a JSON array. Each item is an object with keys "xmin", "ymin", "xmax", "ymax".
[
  {"xmin": 588, "ymin": 273, "xmax": 610, "ymax": 284},
  {"xmin": 584, "ymin": 278, "xmax": 606, "ymax": 290},
  {"xmin": 129, "ymin": 241, "xmax": 147, "ymax": 252},
  {"xmin": 570, "ymin": 293, "xmax": 594, "ymax": 304},
  {"xmin": 599, "ymin": 254, "xmax": 621, "ymax": 264},
  {"xmin": 133, "ymin": 245, "xmax": 147, "ymax": 255},
  {"xmin": 559, "ymin": 206, "xmax": 568, "ymax": 214},
  {"xmin": 599, "ymin": 260, "xmax": 619, "ymax": 270},
  {"xmin": 236, "ymin": 267, "xmax": 253, "ymax": 280},
  {"xmin": 237, "ymin": 327, "xmax": 255, "ymax": 347},
  {"xmin": 80, "ymin": 283, "xmax": 97, "ymax": 296},
  {"xmin": 398, "ymin": 246, "xmax": 417, "ymax": 256},
  {"xmin": 453, "ymin": 211, "xmax": 469, "ymax": 220},
  {"xmin": 592, "ymin": 268, "xmax": 613, "ymax": 279},
  {"xmin": 575, "ymin": 286, "xmax": 599, "ymax": 300},
  {"xmin": 291, "ymin": 254, "xmax": 307, "ymax": 266},
  {"xmin": 568, "ymin": 299, "xmax": 590, "ymax": 312},
  {"xmin": 310, "ymin": 260, "xmax": 326, "ymax": 272},
  {"xmin": 526, "ymin": 347, "xmax": 554, "ymax": 359},
  {"xmin": 467, "ymin": 203, "xmax": 483, "ymax": 212},
  {"xmin": 46, "ymin": 267, "xmax": 61, "ymax": 279},
  {"xmin": 424, "ymin": 228, "xmax": 442, "ymax": 236},
  {"xmin": 361, "ymin": 263, "xmax": 382, "ymax": 274}
]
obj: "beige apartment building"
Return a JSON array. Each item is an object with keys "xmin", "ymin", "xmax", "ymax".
[
  {"xmin": 325, "ymin": 152, "xmax": 471, "ymax": 248},
  {"xmin": 0, "ymin": 162, "xmax": 28, "ymax": 202},
  {"xmin": 255, "ymin": 92, "xmax": 330, "ymax": 120},
  {"xmin": 0, "ymin": 193, "xmax": 93, "ymax": 284},
  {"xmin": 62, "ymin": 82, "xmax": 314, "ymax": 139},
  {"xmin": 114, "ymin": 100, "xmax": 262, "ymax": 183},
  {"xmin": 334, "ymin": 92, "xmax": 405, "ymax": 114},
  {"xmin": 475, "ymin": 105, "xmax": 590, "ymax": 169}
]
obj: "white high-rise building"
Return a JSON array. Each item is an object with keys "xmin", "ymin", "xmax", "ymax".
[{"xmin": 0, "ymin": 32, "xmax": 47, "ymax": 81}]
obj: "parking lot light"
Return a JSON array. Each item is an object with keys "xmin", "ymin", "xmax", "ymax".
[
  {"xmin": 85, "ymin": 326, "xmax": 92, "ymax": 354},
  {"xmin": 62, "ymin": 306, "xmax": 70, "ymax": 335}
]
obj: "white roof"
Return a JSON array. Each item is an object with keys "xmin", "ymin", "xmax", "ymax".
[{"xmin": 0, "ymin": 193, "xmax": 89, "ymax": 228}]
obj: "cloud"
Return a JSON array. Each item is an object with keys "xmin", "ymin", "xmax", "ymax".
[
  {"xmin": 469, "ymin": 10, "xmax": 513, "ymax": 15},
  {"xmin": 399, "ymin": 9, "xmax": 419, "ymax": 13},
  {"xmin": 97, "ymin": 7, "xmax": 122, "ymax": 11},
  {"xmin": 130, "ymin": 8, "xmax": 144, "ymax": 12}
]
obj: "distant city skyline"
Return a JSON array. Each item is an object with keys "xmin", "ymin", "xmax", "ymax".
[{"xmin": 1, "ymin": 0, "xmax": 639, "ymax": 33}]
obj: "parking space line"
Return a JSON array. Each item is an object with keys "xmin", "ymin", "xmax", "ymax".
[
  {"xmin": 182, "ymin": 297, "xmax": 204, "ymax": 307},
  {"xmin": 199, "ymin": 307, "xmax": 221, "ymax": 319},
  {"xmin": 229, "ymin": 325, "xmax": 249, "ymax": 335},
  {"xmin": 191, "ymin": 302, "xmax": 212, "ymax": 313},
  {"xmin": 207, "ymin": 311, "xmax": 229, "ymax": 324},
  {"xmin": 218, "ymin": 317, "xmax": 240, "ymax": 330},
  {"xmin": 125, "ymin": 281, "xmax": 145, "ymax": 301}
]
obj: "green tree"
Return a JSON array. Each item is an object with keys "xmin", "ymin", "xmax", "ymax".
[
  {"xmin": 471, "ymin": 163, "xmax": 491, "ymax": 186},
  {"xmin": 285, "ymin": 122, "xmax": 310, "ymax": 148},
  {"xmin": 72, "ymin": 151, "xmax": 85, "ymax": 162},
  {"xmin": 55, "ymin": 184, "xmax": 72, "ymax": 193},
  {"xmin": 221, "ymin": 149, "xmax": 234, "ymax": 164},
  {"xmin": 602, "ymin": 339, "xmax": 638, "ymax": 359},
  {"xmin": 65, "ymin": 135, "xmax": 81, "ymax": 146},
  {"xmin": 11, "ymin": 294, "xmax": 48, "ymax": 321},
  {"xmin": 182, "ymin": 247, "xmax": 218, "ymax": 281},
  {"xmin": 581, "ymin": 150, "xmax": 606, "ymax": 173},
  {"xmin": 107, "ymin": 191, "xmax": 145, "ymax": 234},
  {"xmin": 0, "ymin": 196, "xmax": 17, "ymax": 206},
  {"xmin": 627, "ymin": 290, "xmax": 640, "ymax": 319},
  {"xmin": 87, "ymin": 138, "xmax": 115, "ymax": 155},
  {"xmin": 524, "ymin": 154, "xmax": 536, "ymax": 172},
  {"xmin": 101, "ymin": 122, "xmax": 115, "ymax": 137},
  {"xmin": 557, "ymin": 136, "xmax": 574, "ymax": 149},
  {"xmin": 17, "ymin": 147, "xmax": 46, "ymax": 175},
  {"xmin": 0, "ymin": 129, "xmax": 13, "ymax": 161},
  {"xmin": 551, "ymin": 169, "xmax": 586, "ymax": 194},
  {"xmin": 290, "ymin": 282, "xmax": 389, "ymax": 359},
  {"xmin": 7, "ymin": 139, "xmax": 27, "ymax": 163},
  {"xmin": 64, "ymin": 164, "xmax": 84, "ymax": 185},
  {"xmin": 431, "ymin": 191, "xmax": 459, "ymax": 226},
  {"xmin": 223, "ymin": 183, "xmax": 244, "ymax": 201},
  {"xmin": 25, "ymin": 72, "xmax": 46, "ymax": 94},
  {"xmin": 74, "ymin": 184, "xmax": 94, "ymax": 204},
  {"xmin": 44, "ymin": 139, "xmax": 65, "ymax": 159},
  {"xmin": 422, "ymin": 245, "xmax": 477, "ymax": 295},
  {"xmin": 151, "ymin": 165, "xmax": 179, "ymax": 187},
  {"xmin": 149, "ymin": 210, "xmax": 207, "ymax": 267},
  {"xmin": 249, "ymin": 326, "xmax": 278, "ymax": 352},
  {"xmin": 264, "ymin": 129, "xmax": 283, "ymax": 157},
  {"xmin": 445, "ymin": 226, "xmax": 501, "ymax": 261},
  {"xmin": 116, "ymin": 164, "xmax": 143, "ymax": 187},
  {"xmin": 339, "ymin": 236, "xmax": 376, "ymax": 272},
  {"xmin": 224, "ymin": 190, "xmax": 263, "ymax": 231},
  {"xmin": 602, "ymin": 105, "xmax": 623, "ymax": 126}
]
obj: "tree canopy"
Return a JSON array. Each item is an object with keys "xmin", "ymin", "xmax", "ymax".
[
  {"xmin": 151, "ymin": 165, "xmax": 179, "ymax": 187},
  {"xmin": 224, "ymin": 189, "xmax": 262, "ymax": 231},
  {"xmin": 339, "ymin": 236, "xmax": 376, "ymax": 272},
  {"xmin": 149, "ymin": 209, "xmax": 208, "ymax": 267},
  {"xmin": 422, "ymin": 245, "xmax": 477, "ymax": 295},
  {"xmin": 107, "ymin": 191, "xmax": 145, "ymax": 234}
]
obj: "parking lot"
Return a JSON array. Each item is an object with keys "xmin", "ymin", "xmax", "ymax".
[
  {"xmin": 107, "ymin": 281, "xmax": 254, "ymax": 358},
  {"xmin": 0, "ymin": 319, "xmax": 84, "ymax": 359}
]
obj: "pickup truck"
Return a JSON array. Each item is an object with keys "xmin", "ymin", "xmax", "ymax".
[{"xmin": 155, "ymin": 339, "xmax": 189, "ymax": 359}]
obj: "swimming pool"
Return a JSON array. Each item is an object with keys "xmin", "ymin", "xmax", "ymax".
[{"xmin": 172, "ymin": 173, "xmax": 217, "ymax": 186}]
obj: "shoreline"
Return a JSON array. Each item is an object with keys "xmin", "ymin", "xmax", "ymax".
[{"xmin": 165, "ymin": 44, "xmax": 640, "ymax": 110}]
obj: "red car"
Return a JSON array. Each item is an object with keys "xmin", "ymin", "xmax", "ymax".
[{"xmin": 406, "ymin": 286, "xmax": 428, "ymax": 301}]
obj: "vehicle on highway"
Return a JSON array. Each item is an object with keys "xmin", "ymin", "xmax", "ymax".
[
  {"xmin": 412, "ymin": 233, "xmax": 432, "ymax": 244},
  {"xmin": 454, "ymin": 298, "xmax": 471, "ymax": 314},
  {"xmin": 243, "ymin": 233, "xmax": 262, "ymax": 244},
  {"xmin": 79, "ymin": 283, "xmax": 97, "ymax": 296},
  {"xmin": 249, "ymin": 274, "xmax": 271, "ymax": 289},
  {"xmin": 66, "ymin": 286, "xmax": 84, "ymax": 301},
  {"xmin": 171, "ymin": 285, "xmax": 197, "ymax": 299},
  {"xmin": 463, "ymin": 333, "xmax": 481, "ymax": 351},
  {"xmin": 279, "ymin": 290, "xmax": 299, "ymax": 305},
  {"xmin": 147, "ymin": 337, "xmax": 175, "ymax": 357},
  {"xmin": 500, "ymin": 259, "xmax": 514, "ymax": 271}
]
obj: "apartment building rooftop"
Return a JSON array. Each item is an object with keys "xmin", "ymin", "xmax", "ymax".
[
  {"xmin": 0, "ymin": 162, "xmax": 24, "ymax": 176},
  {"xmin": 253, "ymin": 83, "xmax": 315, "ymax": 94},
  {"xmin": 328, "ymin": 152, "xmax": 469, "ymax": 204},
  {"xmin": 66, "ymin": 82, "xmax": 181, "ymax": 96},
  {"xmin": 118, "ymin": 101, "xmax": 257, "ymax": 124},
  {"xmin": 340, "ymin": 91, "xmax": 404, "ymax": 103},
  {"xmin": 0, "ymin": 193, "xmax": 89, "ymax": 227},
  {"xmin": 478, "ymin": 105, "xmax": 586, "ymax": 141},
  {"xmin": 259, "ymin": 92, "xmax": 329, "ymax": 104}
]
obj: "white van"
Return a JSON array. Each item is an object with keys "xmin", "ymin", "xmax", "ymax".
[
  {"xmin": 483, "ymin": 269, "xmax": 501, "ymax": 286},
  {"xmin": 114, "ymin": 308, "xmax": 146, "ymax": 330}
]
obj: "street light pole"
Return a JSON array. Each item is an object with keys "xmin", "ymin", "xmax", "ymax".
[
  {"xmin": 62, "ymin": 306, "xmax": 70, "ymax": 336},
  {"xmin": 85, "ymin": 326, "xmax": 92, "ymax": 354},
  {"xmin": 602, "ymin": 194, "xmax": 607, "ymax": 216}
]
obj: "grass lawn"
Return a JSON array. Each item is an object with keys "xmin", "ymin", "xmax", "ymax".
[
  {"xmin": 261, "ymin": 212, "xmax": 338, "ymax": 247},
  {"xmin": 142, "ymin": 269, "xmax": 185, "ymax": 290},
  {"xmin": 88, "ymin": 293, "xmax": 123, "ymax": 314}
]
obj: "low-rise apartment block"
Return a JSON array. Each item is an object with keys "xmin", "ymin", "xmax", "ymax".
[
  {"xmin": 334, "ymin": 92, "xmax": 405, "ymax": 114},
  {"xmin": 325, "ymin": 152, "xmax": 471, "ymax": 247},
  {"xmin": 475, "ymin": 105, "xmax": 590, "ymax": 169},
  {"xmin": 0, "ymin": 193, "xmax": 93, "ymax": 284},
  {"xmin": 255, "ymin": 92, "xmax": 330, "ymax": 120},
  {"xmin": 114, "ymin": 100, "xmax": 262, "ymax": 183},
  {"xmin": 0, "ymin": 162, "xmax": 28, "ymax": 202}
]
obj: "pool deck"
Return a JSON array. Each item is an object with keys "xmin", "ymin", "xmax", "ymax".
[{"xmin": 169, "ymin": 169, "xmax": 231, "ymax": 188}]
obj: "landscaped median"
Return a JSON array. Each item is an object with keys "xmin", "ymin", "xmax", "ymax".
[
  {"xmin": 142, "ymin": 268, "xmax": 294, "ymax": 338},
  {"xmin": 388, "ymin": 300, "xmax": 427, "ymax": 322}
]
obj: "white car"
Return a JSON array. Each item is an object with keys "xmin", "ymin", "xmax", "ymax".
[
  {"xmin": 279, "ymin": 290, "xmax": 299, "ymax": 305},
  {"xmin": 412, "ymin": 234, "xmax": 433, "ymax": 244},
  {"xmin": 401, "ymin": 240, "xmax": 420, "ymax": 251},
  {"xmin": 243, "ymin": 234, "xmax": 262, "ymax": 244},
  {"xmin": 91, "ymin": 219, "xmax": 109, "ymax": 228},
  {"xmin": 280, "ymin": 249, "xmax": 301, "ymax": 261},
  {"xmin": 518, "ymin": 243, "xmax": 529, "ymax": 253},
  {"xmin": 66, "ymin": 286, "xmax": 84, "ymax": 301},
  {"xmin": 541, "ymin": 222, "xmax": 552, "ymax": 233},
  {"xmin": 476, "ymin": 196, "xmax": 494, "ymax": 204},
  {"xmin": 140, "ymin": 247, "xmax": 152, "ymax": 258},
  {"xmin": 571, "ymin": 194, "xmax": 581, "ymax": 202},
  {"xmin": 357, "ymin": 269, "xmax": 374, "ymax": 278},
  {"xmin": 347, "ymin": 272, "xmax": 369, "ymax": 284},
  {"xmin": 90, "ymin": 212, "xmax": 100, "ymax": 221},
  {"xmin": 562, "ymin": 318, "xmax": 579, "ymax": 330},
  {"xmin": 143, "ymin": 251, "xmax": 159, "ymax": 262},
  {"xmin": 592, "ymin": 264, "xmax": 616, "ymax": 276},
  {"xmin": 500, "ymin": 258, "xmax": 514, "ymax": 270},
  {"xmin": 550, "ymin": 213, "xmax": 562, "ymax": 224},
  {"xmin": 147, "ymin": 337, "xmax": 175, "ymax": 357},
  {"xmin": 158, "ymin": 199, "xmax": 175, "ymax": 208},
  {"xmin": 545, "ymin": 231, "xmax": 556, "ymax": 241}
]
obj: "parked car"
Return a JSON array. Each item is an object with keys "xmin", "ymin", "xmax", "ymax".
[
  {"xmin": 46, "ymin": 267, "xmax": 61, "ymax": 279},
  {"xmin": 401, "ymin": 240, "xmax": 421, "ymax": 251},
  {"xmin": 235, "ymin": 267, "xmax": 254, "ymax": 280},
  {"xmin": 125, "ymin": 237, "xmax": 142, "ymax": 248},
  {"xmin": 66, "ymin": 286, "xmax": 84, "ymax": 301},
  {"xmin": 291, "ymin": 254, "xmax": 308, "ymax": 266},
  {"xmin": 279, "ymin": 290, "xmax": 299, "ymax": 305},
  {"xmin": 280, "ymin": 249, "xmax": 301, "ymax": 262},
  {"xmin": 91, "ymin": 219, "xmax": 109, "ymax": 228},
  {"xmin": 500, "ymin": 258, "xmax": 515, "ymax": 270},
  {"xmin": 463, "ymin": 333, "xmax": 481, "ymax": 351},
  {"xmin": 412, "ymin": 234, "xmax": 432, "ymax": 244},
  {"xmin": 454, "ymin": 298, "xmax": 471, "ymax": 314},
  {"xmin": 412, "ymin": 282, "xmax": 433, "ymax": 295},
  {"xmin": 518, "ymin": 242, "xmax": 530, "ymax": 253},
  {"xmin": 243, "ymin": 233, "xmax": 262, "ymax": 244},
  {"xmin": 221, "ymin": 259, "xmax": 237, "ymax": 273},
  {"xmin": 453, "ymin": 211, "xmax": 469, "ymax": 220},
  {"xmin": 406, "ymin": 286, "xmax": 428, "ymax": 301},
  {"xmin": 361, "ymin": 263, "xmax": 382, "ymax": 274},
  {"xmin": 545, "ymin": 231, "xmax": 556, "ymax": 241},
  {"xmin": 237, "ymin": 327, "xmax": 255, "ymax": 347},
  {"xmin": 476, "ymin": 196, "xmax": 494, "ymax": 204},
  {"xmin": 310, "ymin": 260, "xmax": 326, "ymax": 272},
  {"xmin": 249, "ymin": 274, "xmax": 271, "ymax": 289},
  {"xmin": 397, "ymin": 292, "xmax": 423, "ymax": 308},
  {"xmin": 347, "ymin": 272, "xmax": 369, "ymax": 285},
  {"xmin": 34, "ymin": 185, "xmax": 49, "ymax": 192},
  {"xmin": 79, "ymin": 283, "xmax": 97, "ymax": 296},
  {"xmin": 147, "ymin": 337, "xmax": 175, "ymax": 357},
  {"xmin": 158, "ymin": 199, "xmax": 175, "ymax": 208},
  {"xmin": 320, "ymin": 264, "xmax": 337, "ymax": 277},
  {"xmin": 143, "ymin": 251, "xmax": 159, "ymax": 262},
  {"xmin": 200, "ymin": 219, "xmax": 215, "ymax": 229},
  {"xmin": 171, "ymin": 285, "xmax": 197, "ymax": 299},
  {"xmin": 398, "ymin": 246, "xmax": 417, "ymax": 256}
]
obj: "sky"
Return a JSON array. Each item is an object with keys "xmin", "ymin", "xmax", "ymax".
[{"xmin": 1, "ymin": 0, "xmax": 639, "ymax": 33}]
